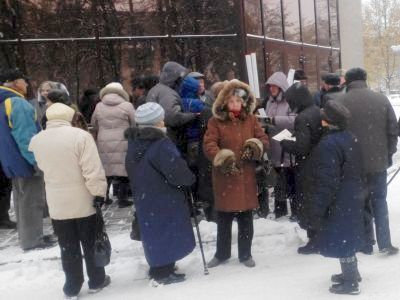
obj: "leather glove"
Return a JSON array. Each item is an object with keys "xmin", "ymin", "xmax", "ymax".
[
  {"xmin": 219, "ymin": 156, "xmax": 242, "ymax": 176},
  {"xmin": 93, "ymin": 196, "xmax": 105, "ymax": 208}
]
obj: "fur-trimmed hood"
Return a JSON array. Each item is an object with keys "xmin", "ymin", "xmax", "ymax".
[{"xmin": 212, "ymin": 79, "xmax": 256, "ymax": 121}]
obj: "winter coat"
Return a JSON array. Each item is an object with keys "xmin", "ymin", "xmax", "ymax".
[
  {"xmin": 264, "ymin": 72, "xmax": 295, "ymax": 167},
  {"xmin": 309, "ymin": 129, "xmax": 365, "ymax": 258},
  {"xmin": 203, "ymin": 80, "xmax": 269, "ymax": 212},
  {"xmin": 320, "ymin": 86, "xmax": 344, "ymax": 108},
  {"xmin": 338, "ymin": 80, "xmax": 398, "ymax": 174},
  {"xmin": 91, "ymin": 93, "xmax": 135, "ymax": 177},
  {"xmin": 180, "ymin": 76, "xmax": 205, "ymax": 143},
  {"xmin": 125, "ymin": 127, "xmax": 196, "ymax": 267},
  {"xmin": 29, "ymin": 104, "xmax": 107, "ymax": 220},
  {"xmin": 28, "ymin": 98, "xmax": 47, "ymax": 126},
  {"xmin": 0, "ymin": 86, "xmax": 40, "ymax": 178},
  {"xmin": 146, "ymin": 62, "xmax": 195, "ymax": 145}
]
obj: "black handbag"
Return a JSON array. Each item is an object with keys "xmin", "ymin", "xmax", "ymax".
[{"xmin": 94, "ymin": 206, "xmax": 112, "ymax": 267}]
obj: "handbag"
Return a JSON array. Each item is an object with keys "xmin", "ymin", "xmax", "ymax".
[
  {"xmin": 94, "ymin": 206, "xmax": 112, "ymax": 267},
  {"xmin": 130, "ymin": 211, "xmax": 141, "ymax": 241}
]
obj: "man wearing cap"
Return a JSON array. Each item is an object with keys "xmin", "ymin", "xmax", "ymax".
[
  {"xmin": 146, "ymin": 61, "xmax": 196, "ymax": 149},
  {"xmin": 0, "ymin": 68, "xmax": 52, "ymax": 250},
  {"xmin": 338, "ymin": 68, "xmax": 399, "ymax": 256},
  {"xmin": 320, "ymin": 73, "xmax": 344, "ymax": 108}
]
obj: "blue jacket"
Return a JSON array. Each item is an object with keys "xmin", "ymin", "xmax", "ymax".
[
  {"xmin": 0, "ymin": 86, "xmax": 39, "ymax": 178},
  {"xmin": 309, "ymin": 129, "xmax": 365, "ymax": 258},
  {"xmin": 180, "ymin": 77, "xmax": 204, "ymax": 142},
  {"xmin": 125, "ymin": 127, "xmax": 196, "ymax": 267}
]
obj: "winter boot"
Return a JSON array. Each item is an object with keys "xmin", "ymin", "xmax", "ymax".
[
  {"xmin": 154, "ymin": 273, "xmax": 186, "ymax": 285},
  {"xmin": 297, "ymin": 241, "xmax": 318, "ymax": 255},
  {"xmin": 89, "ymin": 275, "xmax": 111, "ymax": 294},
  {"xmin": 207, "ymin": 257, "xmax": 226, "ymax": 268},
  {"xmin": 241, "ymin": 257, "xmax": 256, "ymax": 268},
  {"xmin": 329, "ymin": 257, "xmax": 361, "ymax": 295},
  {"xmin": 379, "ymin": 245, "xmax": 399, "ymax": 256},
  {"xmin": 331, "ymin": 272, "xmax": 362, "ymax": 284},
  {"xmin": 117, "ymin": 181, "xmax": 133, "ymax": 208}
]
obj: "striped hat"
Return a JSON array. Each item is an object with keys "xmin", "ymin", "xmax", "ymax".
[{"xmin": 135, "ymin": 102, "xmax": 165, "ymax": 126}]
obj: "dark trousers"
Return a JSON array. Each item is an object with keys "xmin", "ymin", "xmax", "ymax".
[
  {"xmin": 364, "ymin": 171, "xmax": 392, "ymax": 249},
  {"xmin": 0, "ymin": 167, "xmax": 12, "ymax": 221},
  {"xmin": 52, "ymin": 214, "xmax": 105, "ymax": 296},
  {"xmin": 149, "ymin": 263, "xmax": 175, "ymax": 280},
  {"xmin": 274, "ymin": 167, "xmax": 296, "ymax": 217},
  {"xmin": 106, "ymin": 176, "xmax": 129, "ymax": 202},
  {"xmin": 215, "ymin": 210, "xmax": 254, "ymax": 262}
]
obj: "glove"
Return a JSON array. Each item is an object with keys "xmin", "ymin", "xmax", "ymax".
[
  {"xmin": 219, "ymin": 155, "xmax": 242, "ymax": 176},
  {"xmin": 93, "ymin": 196, "xmax": 105, "ymax": 208}
]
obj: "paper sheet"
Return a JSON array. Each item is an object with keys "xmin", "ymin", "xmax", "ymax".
[{"xmin": 272, "ymin": 129, "xmax": 296, "ymax": 142}]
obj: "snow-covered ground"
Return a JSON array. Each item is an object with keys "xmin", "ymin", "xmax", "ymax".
[
  {"xmin": 0, "ymin": 177, "xmax": 400, "ymax": 300},
  {"xmin": 0, "ymin": 102, "xmax": 399, "ymax": 300}
]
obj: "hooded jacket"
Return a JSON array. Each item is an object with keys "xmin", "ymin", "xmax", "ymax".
[
  {"xmin": 146, "ymin": 62, "xmax": 195, "ymax": 144},
  {"xmin": 203, "ymin": 80, "xmax": 269, "ymax": 212},
  {"xmin": 0, "ymin": 86, "xmax": 39, "ymax": 178}
]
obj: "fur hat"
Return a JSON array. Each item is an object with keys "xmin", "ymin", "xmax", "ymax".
[
  {"xmin": 321, "ymin": 100, "xmax": 351, "ymax": 129},
  {"xmin": 46, "ymin": 103, "xmax": 75, "ymax": 123},
  {"xmin": 322, "ymin": 73, "xmax": 340, "ymax": 86},
  {"xmin": 345, "ymin": 68, "xmax": 367, "ymax": 85},
  {"xmin": 294, "ymin": 69, "xmax": 307, "ymax": 81},
  {"xmin": 99, "ymin": 82, "xmax": 129, "ymax": 102},
  {"xmin": 135, "ymin": 102, "xmax": 165, "ymax": 126}
]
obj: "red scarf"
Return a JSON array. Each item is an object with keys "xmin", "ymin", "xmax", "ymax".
[{"xmin": 230, "ymin": 109, "xmax": 241, "ymax": 118}]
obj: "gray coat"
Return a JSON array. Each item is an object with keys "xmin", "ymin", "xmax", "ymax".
[
  {"xmin": 264, "ymin": 72, "xmax": 296, "ymax": 167},
  {"xmin": 338, "ymin": 80, "xmax": 398, "ymax": 174},
  {"xmin": 146, "ymin": 62, "xmax": 195, "ymax": 143},
  {"xmin": 91, "ymin": 93, "xmax": 135, "ymax": 177}
]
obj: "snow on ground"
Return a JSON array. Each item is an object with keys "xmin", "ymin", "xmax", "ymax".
[
  {"xmin": 1, "ymin": 101, "xmax": 400, "ymax": 300},
  {"xmin": 1, "ymin": 175, "xmax": 400, "ymax": 300}
]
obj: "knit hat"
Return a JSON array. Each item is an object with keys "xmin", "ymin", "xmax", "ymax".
[
  {"xmin": 135, "ymin": 102, "xmax": 165, "ymax": 126},
  {"xmin": 321, "ymin": 100, "xmax": 351, "ymax": 129},
  {"xmin": 99, "ymin": 82, "xmax": 129, "ymax": 101},
  {"xmin": 345, "ymin": 68, "xmax": 367, "ymax": 85},
  {"xmin": 47, "ymin": 89, "xmax": 71, "ymax": 106},
  {"xmin": 46, "ymin": 103, "xmax": 75, "ymax": 123},
  {"xmin": 322, "ymin": 73, "xmax": 340, "ymax": 86}
]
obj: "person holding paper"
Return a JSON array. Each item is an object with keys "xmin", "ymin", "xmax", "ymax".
[
  {"xmin": 264, "ymin": 72, "xmax": 296, "ymax": 219},
  {"xmin": 279, "ymin": 83, "xmax": 322, "ymax": 254}
]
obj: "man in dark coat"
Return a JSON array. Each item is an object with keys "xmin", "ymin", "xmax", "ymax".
[
  {"xmin": 280, "ymin": 83, "xmax": 322, "ymax": 254},
  {"xmin": 309, "ymin": 100, "xmax": 364, "ymax": 295},
  {"xmin": 146, "ymin": 61, "xmax": 196, "ymax": 149},
  {"xmin": 338, "ymin": 68, "xmax": 399, "ymax": 255},
  {"xmin": 320, "ymin": 73, "xmax": 344, "ymax": 108},
  {"xmin": 125, "ymin": 102, "xmax": 196, "ymax": 285}
]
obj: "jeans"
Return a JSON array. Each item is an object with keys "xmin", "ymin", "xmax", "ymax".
[
  {"xmin": 215, "ymin": 210, "xmax": 254, "ymax": 262},
  {"xmin": 52, "ymin": 214, "xmax": 105, "ymax": 296},
  {"xmin": 364, "ymin": 171, "xmax": 392, "ymax": 249}
]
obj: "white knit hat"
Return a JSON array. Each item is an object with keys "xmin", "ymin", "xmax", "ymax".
[
  {"xmin": 46, "ymin": 103, "xmax": 75, "ymax": 123},
  {"xmin": 135, "ymin": 102, "xmax": 165, "ymax": 126},
  {"xmin": 99, "ymin": 82, "xmax": 130, "ymax": 101}
]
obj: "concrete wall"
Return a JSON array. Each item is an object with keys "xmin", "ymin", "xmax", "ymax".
[{"xmin": 338, "ymin": 0, "xmax": 364, "ymax": 69}]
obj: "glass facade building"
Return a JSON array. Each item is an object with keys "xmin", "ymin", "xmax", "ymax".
[{"xmin": 0, "ymin": 0, "xmax": 340, "ymax": 98}]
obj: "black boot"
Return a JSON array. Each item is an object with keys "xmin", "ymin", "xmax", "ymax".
[
  {"xmin": 117, "ymin": 181, "xmax": 133, "ymax": 208},
  {"xmin": 297, "ymin": 240, "xmax": 318, "ymax": 255},
  {"xmin": 329, "ymin": 257, "xmax": 361, "ymax": 295}
]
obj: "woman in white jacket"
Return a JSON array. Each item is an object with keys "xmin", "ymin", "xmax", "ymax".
[{"xmin": 29, "ymin": 103, "xmax": 110, "ymax": 299}]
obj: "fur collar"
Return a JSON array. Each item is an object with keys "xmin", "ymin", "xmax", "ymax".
[
  {"xmin": 212, "ymin": 79, "xmax": 256, "ymax": 121},
  {"xmin": 124, "ymin": 126, "xmax": 166, "ymax": 141}
]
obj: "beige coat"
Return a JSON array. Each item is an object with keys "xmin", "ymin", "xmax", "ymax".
[
  {"xmin": 91, "ymin": 93, "xmax": 135, "ymax": 177},
  {"xmin": 29, "ymin": 111, "xmax": 107, "ymax": 220}
]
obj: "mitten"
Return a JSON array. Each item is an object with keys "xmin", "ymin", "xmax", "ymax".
[
  {"xmin": 214, "ymin": 149, "xmax": 241, "ymax": 176},
  {"xmin": 241, "ymin": 138, "xmax": 263, "ymax": 161}
]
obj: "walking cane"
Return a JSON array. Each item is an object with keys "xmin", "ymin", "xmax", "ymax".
[
  {"xmin": 387, "ymin": 166, "xmax": 400, "ymax": 186},
  {"xmin": 186, "ymin": 188, "xmax": 209, "ymax": 275}
]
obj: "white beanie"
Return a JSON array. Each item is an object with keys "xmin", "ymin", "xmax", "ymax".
[
  {"xmin": 46, "ymin": 103, "xmax": 75, "ymax": 123},
  {"xmin": 135, "ymin": 102, "xmax": 165, "ymax": 126},
  {"xmin": 99, "ymin": 82, "xmax": 130, "ymax": 101}
]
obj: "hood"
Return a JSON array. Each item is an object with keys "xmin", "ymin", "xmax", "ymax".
[
  {"xmin": 159, "ymin": 61, "xmax": 188, "ymax": 88},
  {"xmin": 180, "ymin": 76, "xmax": 200, "ymax": 99},
  {"xmin": 0, "ymin": 86, "xmax": 24, "ymax": 103},
  {"xmin": 265, "ymin": 72, "xmax": 289, "ymax": 92},
  {"xmin": 101, "ymin": 93, "xmax": 125, "ymax": 106},
  {"xmin": 100, "ymin": 82, "xmax": 130, "ymax": 102},
  {"xmin": 46, "ymin": 102, "xmax": 75, "ymax": 123},
  {"xmin": 285, "ymin": 82, "xmax": 314, "ymax": 113},
  {"xmin": 212, "ymin": 79, "xmax": 256, "ymax": 121},
  {"xmin": 125, "ymin": 127, "xmax": 167, "ymax": 162}
]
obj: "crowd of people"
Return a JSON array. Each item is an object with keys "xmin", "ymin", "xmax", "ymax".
[{"xmin": 0, "ymin": 62, "xmax": 399, "ymax": 298}]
